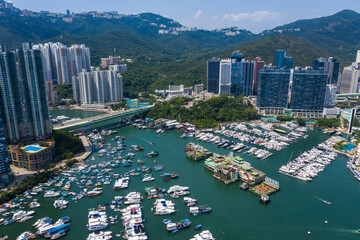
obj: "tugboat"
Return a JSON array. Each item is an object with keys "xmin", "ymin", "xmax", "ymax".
[{"xmin": 260, "ymin": 195, "xmax": 270, "ymax": 204}]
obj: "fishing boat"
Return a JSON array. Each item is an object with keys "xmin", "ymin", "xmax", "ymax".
[{"xmin": 162, "ymin": 173, "xmax": 178, "ymax": 180}]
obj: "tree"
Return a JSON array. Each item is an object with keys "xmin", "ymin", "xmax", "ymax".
[{"xmin": 297, "ymin": 118, "xmax": 306, "ymax": 126}]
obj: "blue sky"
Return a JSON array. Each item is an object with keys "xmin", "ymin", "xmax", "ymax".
[{"xmin": 11, "ymin": 0, "xmax": 360, "ymax": 33}]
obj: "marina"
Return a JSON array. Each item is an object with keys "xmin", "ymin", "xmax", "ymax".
[{"xmin": 1, "ymin": 112, "xmax": 360, "ymax": 239}]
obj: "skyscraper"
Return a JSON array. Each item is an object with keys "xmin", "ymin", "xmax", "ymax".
[
  {"xmin": 257, "ymin": 67, "xmax": 328, "ymax": 117},
  {"xmin": 356, "ymin": 50, "xmax": 360, "ymax": 64},
  {"xmin": 324, "ymin": 84, "xmax": 337, "ymax": 108},
  {"xmin": 253, "ymin": 57, "xmax": 264, "ymax": 95},
  {"xmin": 219, "ymin": 59, "xmax": 231, "ymax": 96},
  {"xmin": 0, "ymin": 43, "xmax": 51, "ymax": 144},
  {"xmin": 78, "ymin": 70, "xmax": 123, "ymax": 104},
  {"xmin": 207, "ymin": 58, "xmax": 221, "ymax": 93},
  {"xmin": 274, "ymin": 50, "xmax": 293, "ymax": 69},
  {"xmin": 230, "ymin": 53, "xmax": 254, "ymax": 97},
  {"xmin": 340, "ymin": 64, "xmax": 360, "ymax": 93},
  {"xmin": 257, "ymin": 68, "xmax": 291, "ymax": 109},
  {"xmin": 284, "ymin": 57, "xmax": 293, "ymax": 69},
  {"xmin": 289, "ymin": 68, "xmax": 328, "ymax": 111},
  {"xmin": 313, "ymin": 57, "xmax": 340, "ymax": 84},
  {"xmin": 0, "ymin": 107, "xmax": 12, "ymax": 187},
  {"xmin": 33, "ymin": 42, "xmax": 91, "ymax": 85},
  {"xmin": 274, "ymin": 50, "xmax": 286, "ymax": 68}
]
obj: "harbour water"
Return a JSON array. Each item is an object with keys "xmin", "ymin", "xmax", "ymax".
[
  {"xmin": 2, "ymin": 116, "xmax": 360, "ymax": 239},
  {"xmin": 50, "ymin": 109, "xmax": 103, "ymax": 122}
]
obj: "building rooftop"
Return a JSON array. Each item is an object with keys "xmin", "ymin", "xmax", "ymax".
[{"xmin": 22, "ymin": 142, "xmax": 52, "ymax": 153}]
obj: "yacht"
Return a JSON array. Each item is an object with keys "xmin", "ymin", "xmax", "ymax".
[
  {"xmin": 189, "ymin": 230, "xmax": 215, "ymax": 240},
  {"xmin": 16, "ymin": 231, "xmax": 36, "ymax": 240},
  {"xmin": 87, "ymin": 231, "xmax": 112, "ymax": 240}
]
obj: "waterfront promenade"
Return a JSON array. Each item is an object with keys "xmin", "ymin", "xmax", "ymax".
[{"xmin": 75, "ymin": 135, "xmax": 92, "ymax": 162}]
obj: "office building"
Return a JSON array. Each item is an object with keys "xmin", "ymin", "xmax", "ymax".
[
  {"xmin": 340, "ymin": 64, "xmax": 360, "ymax": 94},
  {"xmin": 0, "ymin": 108, "xmax": 12, "ymax": 187},
  {"xmin": 77, "ymin": 70, "xmax": 123, "ymax": 104},
  {"xmin": 274, "ymin": 50, "xmax": 286, "ymax": 68},
  {"xmin": 207, "ymin": 58, "xmax": 221, "ymax": 93},
  {"xmin": 219, "ymin": 59, "xmax": 231, "ymax": 95},
  {"xmin": 313, "ymin": 57, "xmax": 340, "ymax": 84},
  {"xmin": 274, "ymin": 50, "xmax": 293, "ymax": 69},
  {"xmin": 9, "ymin": 141, "xmax": 55, "ymax": 171},
  {"xmin": 253, "ymin": 57, "xmax": 264, "ymax": 95},
  {"xmin": 230, "ymin": 51, "xmax": 254, "ymax": 97},
  {"xmin": 0, "ymin": 43, "xmax": 52, "ymax": 144},
  {"xmin": 33, "ymin": 42, "xmax": 91, "ymax": 85},
  {"xmin": 257, "ymin": 68, "xmax": 291, "ymax": 110},
  {"xmin": 284, "ymin": 57, "xmax": 293, "ymax": 69}
]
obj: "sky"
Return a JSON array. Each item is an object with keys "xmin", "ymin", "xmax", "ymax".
[{"xmin": 11, "ymin": 0, "xmax": 360, "ymax": 33}]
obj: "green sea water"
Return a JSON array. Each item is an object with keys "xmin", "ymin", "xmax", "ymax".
[
  {"xmin": 2, "ymin": 120, "xmax": 360, "ymax": 239},
  {"xmin": 50, "ymin": 109, "xmax": 103, "ymax": 121}
]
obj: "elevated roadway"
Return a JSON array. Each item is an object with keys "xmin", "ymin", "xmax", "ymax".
[{"xmin": 53, "ymin": 106, "xmax": 153, "ymax": 131}]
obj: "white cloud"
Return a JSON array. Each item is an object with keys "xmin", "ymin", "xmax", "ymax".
[
  {"xmin": 224, "ymin": 11, "xmax": 280, "ymax": 23},
  {"xmin": 194, "ymin": 10, "xmax": 202, "ymax": 19}
]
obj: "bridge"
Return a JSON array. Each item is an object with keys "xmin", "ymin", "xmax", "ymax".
[
  {"xmin": 53, "ymin": 106, "xmax": 153, "ymax": 132},
  {"xmin": 336, "ymin": 93, "xmax": 360, "ymax": 98}
]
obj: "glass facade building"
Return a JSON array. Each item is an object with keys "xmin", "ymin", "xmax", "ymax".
[
  {"xmin": 289, "ymin": 69, "xmax": 328, "ymax": 111},
  {"xmin": 0, "ymin": 44, "xmax": 51, "ymax": 144},
  {"xmin": 253, "ymin": 57, "xmax": 264, "ymax": 95},
  {"xmin": 219, "ymin": 59, "xmax": 231, "ymax": 96},
  {"xmin": 313, "ymin": 57, "xmax": 340, "ymax": 84},
  {"xmin": 284, "ymin": 57, "xmax": 293, "ymax": 69},
  {"xmin": 230, "ymin": 60, "xmax": 254, "ymax": 97},
  {"xmin": 274, "ymin": 50, "xmax": 293, "ymax": 69},
  {"xmin": 0, "ymin": 108, "xmax": 12, "ymax": 187},
  {"xmin": 207, "ymin": 58, "xmax": 221, "ymax": 94},
  {"xmin": 257, "ymin": 68, "xmax": 328, "ymax": 113},
  {"xmin": 274, "ymin": 50, "xmax": 286, "ymax": 68},
  {"xmin": 257, "ymin": 69, "xmax": 291, "ymax": 109}
]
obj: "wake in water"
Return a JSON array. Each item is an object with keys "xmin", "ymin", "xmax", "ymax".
[
  {"xmin": 313, "ymin": 195, "xmax": 332, "ymax": 205},
  {"xmin": 134, "ymin": 136, "xmax": 154, "ymax": 145}
]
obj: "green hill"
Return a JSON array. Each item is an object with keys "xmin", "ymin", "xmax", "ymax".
[
  {"xmin": 121, "ymin": 35, "xmax": 340, "ymax": 97},
  {"xmin": 0, "ymin": 7, "xmax": 358, "ymax": 97},
  {"xmin": 262, "ymin": 9, "xmax": 360, "ymax": 63}
]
